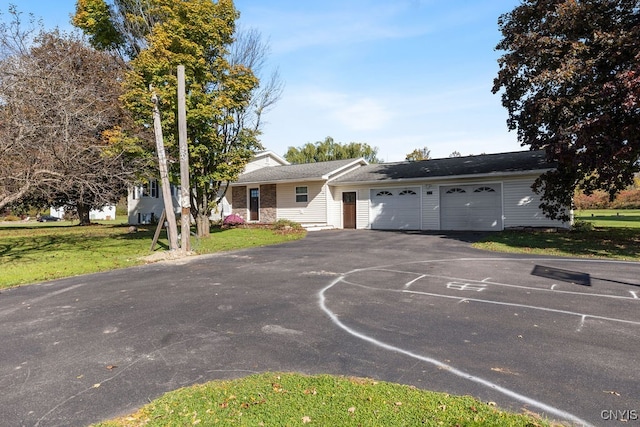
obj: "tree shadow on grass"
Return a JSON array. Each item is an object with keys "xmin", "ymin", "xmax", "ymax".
[{"xmin": 0, "ymin": 224, "xmax": 170, "ymax": 264}]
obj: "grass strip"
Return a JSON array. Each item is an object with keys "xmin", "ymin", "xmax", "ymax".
[
  {"xmin": 0, "ymin": 222, "xmax": 305, "ymax": 288},
  {"xmin": 95, "ymin": 372, "xmax": 550, "ymax": 427},
  {"xmin": 473, "ymin": 227, "xmax": 640, "ymax": 261},
  {"xmin": 574, "ymin": 209, "xmax": 640, "ymax": 228}
]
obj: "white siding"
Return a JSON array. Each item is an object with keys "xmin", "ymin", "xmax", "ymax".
[
  {"xmin": 243, "ymin": 152, "xmax": 288, "ymax": 173},
  {"xmin": 356, "ymin": 189, "xmax": 369, "ymax": 229},
  {"xmin": 244, "ymin": 157, "xmax": 272, "ymax": 173},
  {"xmin": 327, "ymin": 187, "xmax": 341, "ymax": 228},
  {"xmin": 502, "ymin": 176, "xmax": 568, "ymax": 228},
  {"xmin": 276, "ymin": 182, "xmax": 327, "ymax": 224},
  {"xmin": 422, "ymin": 185, "xmax": 439, "ymax": 230}
]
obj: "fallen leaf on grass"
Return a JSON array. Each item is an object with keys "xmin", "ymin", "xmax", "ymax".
[
  {"xmin": 302, "ymin": 416, "xmax": 311, "ymax": 423},
  {"xmin": 348, "ymin": 407, "xmax": 356, "ymax": 414},
  {"xmin": 272, "ymin": 383, "xmax": 286, "ymax": 393}
]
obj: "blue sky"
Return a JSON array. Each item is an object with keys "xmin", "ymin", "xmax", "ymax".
[{"xmin": 1, "ymin": 0, "xmax": 523, "ymax": 161}]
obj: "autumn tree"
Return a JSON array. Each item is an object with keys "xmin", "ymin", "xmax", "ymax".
[
  {"xmin": 0, "ymin": 10, "xmax": 147, "ymax": 222},
  {"xmin": 75, "ymin": 0, "xmax": 281, "ymax": 237},
  {"xmin": 493, "ymin": 0, "xmax": 640, "ymax": 221},
  {"xmin": 74, "ymin": 0, "xmax": 182, "ymax": 60},
  {"xmin": 285, "ymin": 137, "xmax": 381, "ymax": 164},
  {"xmin": 405, "ymin": 146, "xmax": 431, "ymax": 161}
]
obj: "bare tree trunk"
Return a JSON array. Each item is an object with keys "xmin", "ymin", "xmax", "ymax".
[
  {"xmin": 196, "ymin": 213, "xmax": 210, "ymax": 238},
  {"xmin": 77, "ymin": 203, "xmax": 91, "ymax": 225}
]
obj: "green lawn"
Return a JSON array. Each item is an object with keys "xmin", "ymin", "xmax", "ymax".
[
  {"xmin": 0, "ymin": 221, "xmax": 305, "ymax": 289},
  {"xmin": 94, "ymin": 373, "xmax": 550, "ymax": 427},
  {"xmin": 574, "ymin": 209, "xmax": 640, "ymax": 228},
  {"xmin": 473, "ymin": 209, "xmax": 640, "ymax": 261}
]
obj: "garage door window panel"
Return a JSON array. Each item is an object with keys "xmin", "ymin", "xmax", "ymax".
[
  {"xmin": 474, "ymin": 186, "xmax": 496, "ymax": 193},
  {"xmin": 446, "ymin": 188, "xmax": 466, "ymax": 194}
]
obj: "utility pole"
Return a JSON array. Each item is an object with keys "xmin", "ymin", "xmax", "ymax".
[
  {"xmin": 150, "ymin": 85, "xmax": 179, "ymax": 251},
  {"xmin": 177, "ymin": 65, "xmax": 191, "ymax": 252}
]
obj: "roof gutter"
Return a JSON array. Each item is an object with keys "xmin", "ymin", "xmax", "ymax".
[{"xmin": 230, "ymin": 177, "xmax": 327, "ymax": 186}]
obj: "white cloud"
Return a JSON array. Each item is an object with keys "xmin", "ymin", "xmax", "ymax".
[{"xmin": 279, "ymin": 86, "xmax": 394, "ymax": 132}]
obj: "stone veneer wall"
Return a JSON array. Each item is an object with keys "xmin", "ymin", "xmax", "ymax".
[
  {"xmin": 232, "ymin": 186, "xmax": 247, "ymax": 221},
  {"xmin": 260, "ymin": 184, "xmax": 277, "ymax": 223}
]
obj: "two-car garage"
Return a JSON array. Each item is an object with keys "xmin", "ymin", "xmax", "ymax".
[{"xmin": 368, "ymin": 183, "xmax": 503, "ymax": 231}]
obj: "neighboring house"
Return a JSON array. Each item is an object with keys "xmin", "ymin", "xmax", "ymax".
[
  {"xmin": 127, "ymin": 179, "xmax": 180, "ymax": 224},
  {"xmin": 128, "ymin": 149, "xmax": 570, "ymax": 231},
  {"xmin": 50, "ymin": 205, "xmax": 116, "ymax": 221}
]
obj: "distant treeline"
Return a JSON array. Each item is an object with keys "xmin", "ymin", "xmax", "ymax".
[{"xmin": 574, "ymin": 189, "xmax": 640, "ymax": 210}]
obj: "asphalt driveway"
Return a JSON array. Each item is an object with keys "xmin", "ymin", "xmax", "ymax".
[{"xmin": 0, "ymin": 230, "xmax": 638, "ymax": 426}]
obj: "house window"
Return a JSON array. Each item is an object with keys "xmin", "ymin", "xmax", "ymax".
[
  {"xmin": 134, "ymin": 180, "xmax": 159, "ymax": 199},
  {"xmin": 375, "ymin": 190, "xmax": 393, "ymax": 196},
  {"xmin": 446, "ymin": 187, "xmax": 466, "ymax": 194},
  {"xmin": 399, "ymin": 189, "xmax": 417, "ymax": 195},
  {"xmin": 295, "ymin": 186, "xmax": 308, "ymax": 203}
]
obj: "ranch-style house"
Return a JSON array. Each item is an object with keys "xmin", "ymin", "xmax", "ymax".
[{"xmin": 128, "ymin": 149, "xmax": 569, "ymax": 231}]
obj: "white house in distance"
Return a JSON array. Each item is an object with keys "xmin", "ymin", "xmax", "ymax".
[
  {"xmin": 128, "ymin": 149, "xmax": 570, "ymax": 231},
  {"xmin": 50, "ymin": 205, "xmax": 116, "ymax": 221}
]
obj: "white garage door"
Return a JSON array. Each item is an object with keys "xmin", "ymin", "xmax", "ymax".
[
  {"xmin": 440, "ymin": 184, "xmax": 502, "ymax": 231},
  {"xmin": 370, "ymin": 187, "xmax": 421, "ymax": 230}
]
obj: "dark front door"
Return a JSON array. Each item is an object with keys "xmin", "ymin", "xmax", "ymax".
[
  {"xmin": 249, "ymin": 188, "xmax": 259, "ymax": 221},
  {"xmin": 343, "ymin": 192, "xmax": 356, "ymax": 229}
]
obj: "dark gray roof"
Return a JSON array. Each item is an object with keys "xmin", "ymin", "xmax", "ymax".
[
  {"xmin": 234, "ymin": 158, "xmax": 363, "ymax": 184},
  {"xmin": 333, "ymin": 150, "xmax": 554, "ymax": 183}
]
